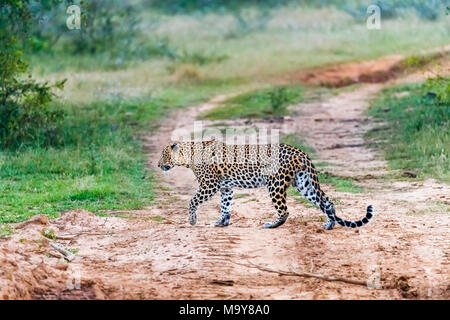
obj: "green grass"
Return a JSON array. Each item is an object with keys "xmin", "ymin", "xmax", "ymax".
[
  {"xmin": 281, "ymin": 133, "xmax": 316, "ymax": 157},
  {"xmin": 318, "ymin": 172, "xmax": 363, "ymax": 194},
  {"xmin": 0, "ymin": 102, "xmax": 154, "ymax": 223},
  {"xmin": 67, "ymin": 248, "xmax": 80, "ymax": 254},
  {"xmin": 0, "ymin": 225, "xmax": 14, "ymax": 238},
  {"xmin": 287, "ymin": 187, "xmax": 318, "ymax": 207},
  {"xmin": 200, "ymin": 84, "xmax": 304, "ymax": 120},
  {"xmin": 42, "ymin": 228, "xmax": 57, "ymax": 240},
  {"xmin": 234, "ymin": 193, "xmax": 250, "ymax": 199},
  {"xmin": 367, "ymin": 79, "xmax": 449, "ymax": 182},
  {"xmin": 149, "ymin": 215, "xmax": 165, "ymax": 222}
]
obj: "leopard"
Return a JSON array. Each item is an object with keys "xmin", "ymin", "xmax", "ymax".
[{"xmin": 157, "ymin": 140, "xmax": 374, "ymax": 230}]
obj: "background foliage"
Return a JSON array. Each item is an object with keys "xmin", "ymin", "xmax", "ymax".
[{"xmin": 0, "ymin": 0, "xmax": 66, "ymax": 150}]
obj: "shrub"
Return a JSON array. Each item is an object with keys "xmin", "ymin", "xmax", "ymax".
[
  {"xmin": 146, "ymin": 0, "xmax": 447, "ymax": 21},
  {"xmin": 0, "ymin": 0, "xmax": 65, "ymax": 150},
  {"xmin": 0, "ymin": 79, "xmax": 66, "ymax": 149},
  {"xmin": 268, "ymin": 87, "xmax": 291, "ymax": 115},
  {"xmin": 316, "ymin": 0, "xmax": 447, "ymax": 21},
  {"xmin": 425, "ymin": 76, "xmax": 450, "ymax": 105},
  {"xmin": 64, "ymin": 0, "xmax": 140, "ymax": 55},
  {"xmin": 26, "ymin": 0, "xmax": 177, "ymax": 66},
  {"xmin": 146, "ymin": 0, "xmax": 291, "ymax": 14}
]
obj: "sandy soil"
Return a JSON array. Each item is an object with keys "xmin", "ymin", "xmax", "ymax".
[{"xmin": 1, "ymin": 52, "xmax": 449, "ymax": 300}]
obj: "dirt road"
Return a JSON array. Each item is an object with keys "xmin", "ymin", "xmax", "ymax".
[{"xmin": 1, "ymin": 53, "xmax": 449, "ymax": 300}]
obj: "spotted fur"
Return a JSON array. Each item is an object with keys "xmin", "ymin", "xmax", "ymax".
[{"xmin": 158, "ymin": 140, "xmax": 374, "ymax": 229}]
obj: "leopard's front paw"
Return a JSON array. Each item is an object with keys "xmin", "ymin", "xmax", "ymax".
[{"xmin": 189, "ymin": 214, "xmax": 197, "ymax": 226}]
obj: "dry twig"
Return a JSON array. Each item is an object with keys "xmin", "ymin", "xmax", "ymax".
[
  {"xmin": 55, "ymin": 232, "xmax": 109, "ymax": 240},
  {"xmin": 230, "ymin": 260, "xmax": 390, "ymax": 288}
]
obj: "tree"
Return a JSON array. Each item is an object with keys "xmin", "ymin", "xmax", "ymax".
[{"xmin": 0, "ymin": 0, "xmax": 65, "ymax": 149}]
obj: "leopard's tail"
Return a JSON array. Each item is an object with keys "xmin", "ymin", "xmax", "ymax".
[
  {"xmin": 294, "ymin": 161, "xmax": 374, "ymax": 228},
  {"xmin": 312, "ymin": 173, "xmax": 374, "ymax": 228},
  {"xmin": 321, "ymin": 198, "xmax": 374, "ymax": 228}
]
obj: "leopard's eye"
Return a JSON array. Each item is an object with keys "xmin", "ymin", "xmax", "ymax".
[{"xmin": 171, "ymin": 143, "xmax": 177, "ymax": 149}]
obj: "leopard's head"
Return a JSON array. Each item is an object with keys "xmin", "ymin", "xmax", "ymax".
[{"xmin": 158, "ymin": 143, "xmax": 181, "ymax": 172}]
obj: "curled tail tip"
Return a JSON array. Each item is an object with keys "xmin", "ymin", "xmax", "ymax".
[
  {"xmin": 366, "ymin": 205, "xmax": 374, "ymax": 219},
  {"xmin": 358, "ymin": 205, "xmax": 374, "ymax": 226},
  {"xmin": 335, "ymin": 204, "xmax": 374, "ymax": 228}
]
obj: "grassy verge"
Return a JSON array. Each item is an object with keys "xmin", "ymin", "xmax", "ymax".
[
  {"xmin": 200, "ymin": 84, "xmax": 304, "ymax": 120},
  {"xmin": 0, "ymin": 225, "xmax": 14, "ymax": 238},
  {"xmin": 367, "ymin": 78, "xmax": 449, "ymax": 182},
  {"xmin": 318, "ymin": 172, "xmax": 363, "ymax": 193}
]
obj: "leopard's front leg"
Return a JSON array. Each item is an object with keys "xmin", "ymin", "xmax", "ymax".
[
  {"xmin": 214, "ymin": 187, "xmax": 233, "ymax": 227},
  {"xmin": 188, "ymin": 184, "xmax": 218, "ymax": 225}
]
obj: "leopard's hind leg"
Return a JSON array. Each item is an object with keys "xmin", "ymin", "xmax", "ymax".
[
  {"xmin": 295, "ymin": 170, "xmax": 335, "ymax": 230},
  {"xmin": 264, "ymin": 181, "xmax": 289, "ymax": 229}
]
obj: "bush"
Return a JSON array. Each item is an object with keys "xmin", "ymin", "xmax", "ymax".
[
  {"xmin": 0, "ymin": 79, "xmax": 66, "ymax": 149},
  {"xmin": 146, "ymin": 0, "xmax": 448, "ymax": 21},
  {"xmin": 225, "ymin": 7, "xmax": 272, "ymax": 38},
  {"xmin": 26, "ymin": 0, "xmax": 176, "ymax": 66},
  {"xmin": 0, "ymin": 0, "xmax": 65, "ymax": 150},
  {"xmin": 146, "ymin": 0, "xmax": 292, "ymax": 14},
  {"xmin": 26, "ymin": 0, "xmax": 139, "ymax": 55},
  {"xmin": 268, "ymin": 87, "xmax": 291, "ymax": 115},
  {"xmin": 425, "ymin": 76, "xmax": 450, "ymax": 105},
  {"xmin": 311, "ymin": 0, "xmax": 447, "ymax": 21},
  {"xmin": 64, "ymin": 0, "xmax": 140, "ymax": 55}
]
